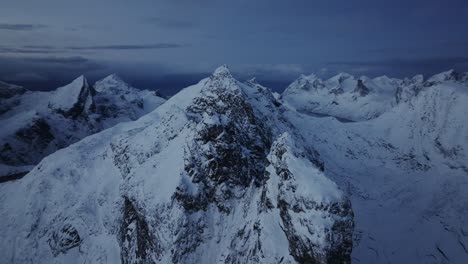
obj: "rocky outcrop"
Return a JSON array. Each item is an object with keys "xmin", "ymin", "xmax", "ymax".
[
  {"xmin": 353, "ymin": 79, "xmax": 370, "ymax": 97},
  {"xmin": 395, "ymin": 75, "xmax": 424, "ymax": 103},
  {"xmin": 0, "ymin": 117, "xmax": 55, "ymax": 166}
]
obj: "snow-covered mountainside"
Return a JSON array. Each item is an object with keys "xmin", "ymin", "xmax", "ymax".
[
  {"xmin": 0, "ymin": 66, "xmax": 353, "ymax": 263},
  {"xmin": 285, "ymin": 77, "xmax": 468, "ymax": 263},
  {"xmin": 0, "ymin": 75, "xmax": 165, "ymax": 178},
  {"xmin": 0, "ymin": 66, "xmax": 467, "ymax": 263},
  {"xmin": 282, "ymin": 69, "xmax": 468, "ymax": 122}
]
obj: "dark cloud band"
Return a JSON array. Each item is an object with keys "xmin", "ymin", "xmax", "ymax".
[
  {"xmin": 0, "ymin": 43, "xmax": 183, "ymax": 55},
  {"xmin": 66, "ymin": 43, "xmax": 183, "ymax": 50},
  {"xmin": 0, "ymin": 24, "xmax": 47, "ymax": 31}
]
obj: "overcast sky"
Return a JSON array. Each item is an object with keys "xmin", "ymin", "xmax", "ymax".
[{"xmin": 1, "ymin": 0, "xmax": 468, "ymax": 93}]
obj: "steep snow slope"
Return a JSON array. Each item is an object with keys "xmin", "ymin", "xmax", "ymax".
[
  {"xmin": 0, "ymin": 75, "xmax": 165, "ymax": 178},
  {"xmin": 285, "ymin": 81, "xmax": 468, "ymax": 263},
  {"xmin": 0, "ymin": 66, "xmax": 353, "ymax": 263}
]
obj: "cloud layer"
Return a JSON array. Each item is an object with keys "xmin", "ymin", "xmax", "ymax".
[{"xmin": 0, "ymin": 23, "xmax": 47, "ymax": 31}]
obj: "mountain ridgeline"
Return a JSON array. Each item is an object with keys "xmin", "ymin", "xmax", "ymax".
[{"xmin": 0, "ymin": 66, "xmax": 467, "ymax": 263}]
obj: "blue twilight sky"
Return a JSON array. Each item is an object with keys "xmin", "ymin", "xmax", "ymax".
[{"xmin": 0, "ymin": 0, "xmax": 467, "ymax": 93}]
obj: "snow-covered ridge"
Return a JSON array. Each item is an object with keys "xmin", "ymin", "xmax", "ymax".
[
  {"xmin": 0, "ymin": 74, "xmax": 166, "ymax": 177},
  {"xmin": 0, "ymin": 66, "xmax": 353, "ymax": 263},
  {"xmin": 283, "ymin": 69, "xmax": 468, "ymax": 121}
]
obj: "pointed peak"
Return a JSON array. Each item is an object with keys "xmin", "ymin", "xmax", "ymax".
[
  {"xmin": 94, "ymin": 73, "xmax": 132, "ymax": 93},
  {"xmin": 65, "ymin": 75, "xmax": 88, "ymax": 89},
  {"xmin": 98, "ymin": 73, "xmax": 127, "ymax": 85},
  {"xmin": 71, "ymin": 75, "xmax": 88, "ymax": 87},
  {"xmin": 61, "ymin": 75, "xmax": 88, "ymax": 90},
  {"xmin": 246, "ymin": 77, "xmax": 259, "ymax": 85},
  {"xmin": 411, "ymin": 74, "xmax": 424, "ymax": 82},
  {"xmin": 299, "ymin": 73, "xmax": 319, "ymax": 80},
  {"xmin": 248, "ymin": 77, "xmax": 257, "ymax": 83},
  {"xmin": 212, "ymin": 65, "xmax": 232, "ymax": 77},
  {"xmin": 428, "ymin": 69, "xmax": 458, "ymax": 82},
  {"xmin": 104, "ymin": 73, "xmax": 123, "ymax": 81},
  {"xmin": 374, "ymin": 75, "xmax": 391, "ymax": 80},
  {"xmin": 332, "ymin": 72, "xmax": 353, "ymax": 78},
  {"xmin": 49, "ymin": 75, "xmax": 92, "ymax": 114},
  {"xmin": 328, "ymin": 72, "xmax": 354, "ymax": 83}
]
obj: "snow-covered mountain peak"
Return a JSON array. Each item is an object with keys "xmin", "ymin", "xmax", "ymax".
[
  {"xmin": 284, "ymin": 73, "xmax": 326, "ymax": 95},
  {"xmin": 70, "ymin": 75, "xmax": 88, "ymax": 88},
  {"xmin": 204, "ymin": 65, "xmax": 240, "ymax": 95},
  {"xmin": 372, "ymin": 75, "xmax": 394, "ymax": 84},
  {"xmin": 407, "ymin": 74, "xmax": 424, "ymax": 84},
  {"xmin": 328, "ymin": 72, "xmax": 353, "ymax": 83},
  {"xmin": 56, "ymin": 75, "xmax": 89, "ymax": 94},
  {"xmin": 246, "ymin": 77, "xmax": 258, "ymax": 84},
  {"xmin": 301, "ymin": 73, "xmax": 317, "ymax": 79},
  {"xmin": 429, "ymin": 69, "xmax": 456, "ymax": 81},
  {"xmin": 94, "ymin": 73, "xmax": 132, "ymax": 93},
  {"xmin": 212, "ymin": 64, "xmax": 232, "ymax": 78},
  {"xmin": 102, "ymin": 73, "xmax": 125, "ymax": 84},
  {"xmin": 48, "ymin": 75, "xmax": 92, "ymax": 116},
  {"xmin": 427, "ymin": 69, "xmax": 468, "ymax": 84}
]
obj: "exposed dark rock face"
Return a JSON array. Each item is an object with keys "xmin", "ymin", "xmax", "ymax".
[
  {"xmin": 48, "ymin": 224, "xmax": 82, "ymax": 256},
  {"xmin": 353, "ymin": 80, "xmax": 370, "ymax": 97},
  {"xmin": 61, "ymin": 84, "xmax": 94, "ymax": 119},
  {"xmin": 120, "ymin": 197, "xmax": 161, "ymax": 264},
  {"xmin": 425, "ymin": 70, "xmax": 468, "ymax": 86},
  {"xmin": 270, "ymin": 136, "xmax": 353, "ymax": 264},
  {"xmin": 177, "ymin": 73, "xmax": 271, "ymax": 214},
  {"xmin": 0, "ymin": 118, "xmax": 55, "ymax": 166},
  {"xmin": 0, "ymin": 81, "xmax": 26, "ymax": 99},
  {"xmin": 170, "ymin": 68, "xmax": 353, "ymax": 263},
  {"xmin": 92, "ymin": 94, "xmax": 142, "ymax": 121},
  {"xmin": 330, "ymin": 88, "xmax": 344, "ymax": 95},
  {"xmin": 395, "ymin": 75, "xmax": 424, "ymax": 103},
  {"xmin": 305, "ymin": 79, "xmax": 326, "ymax": 91}
]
